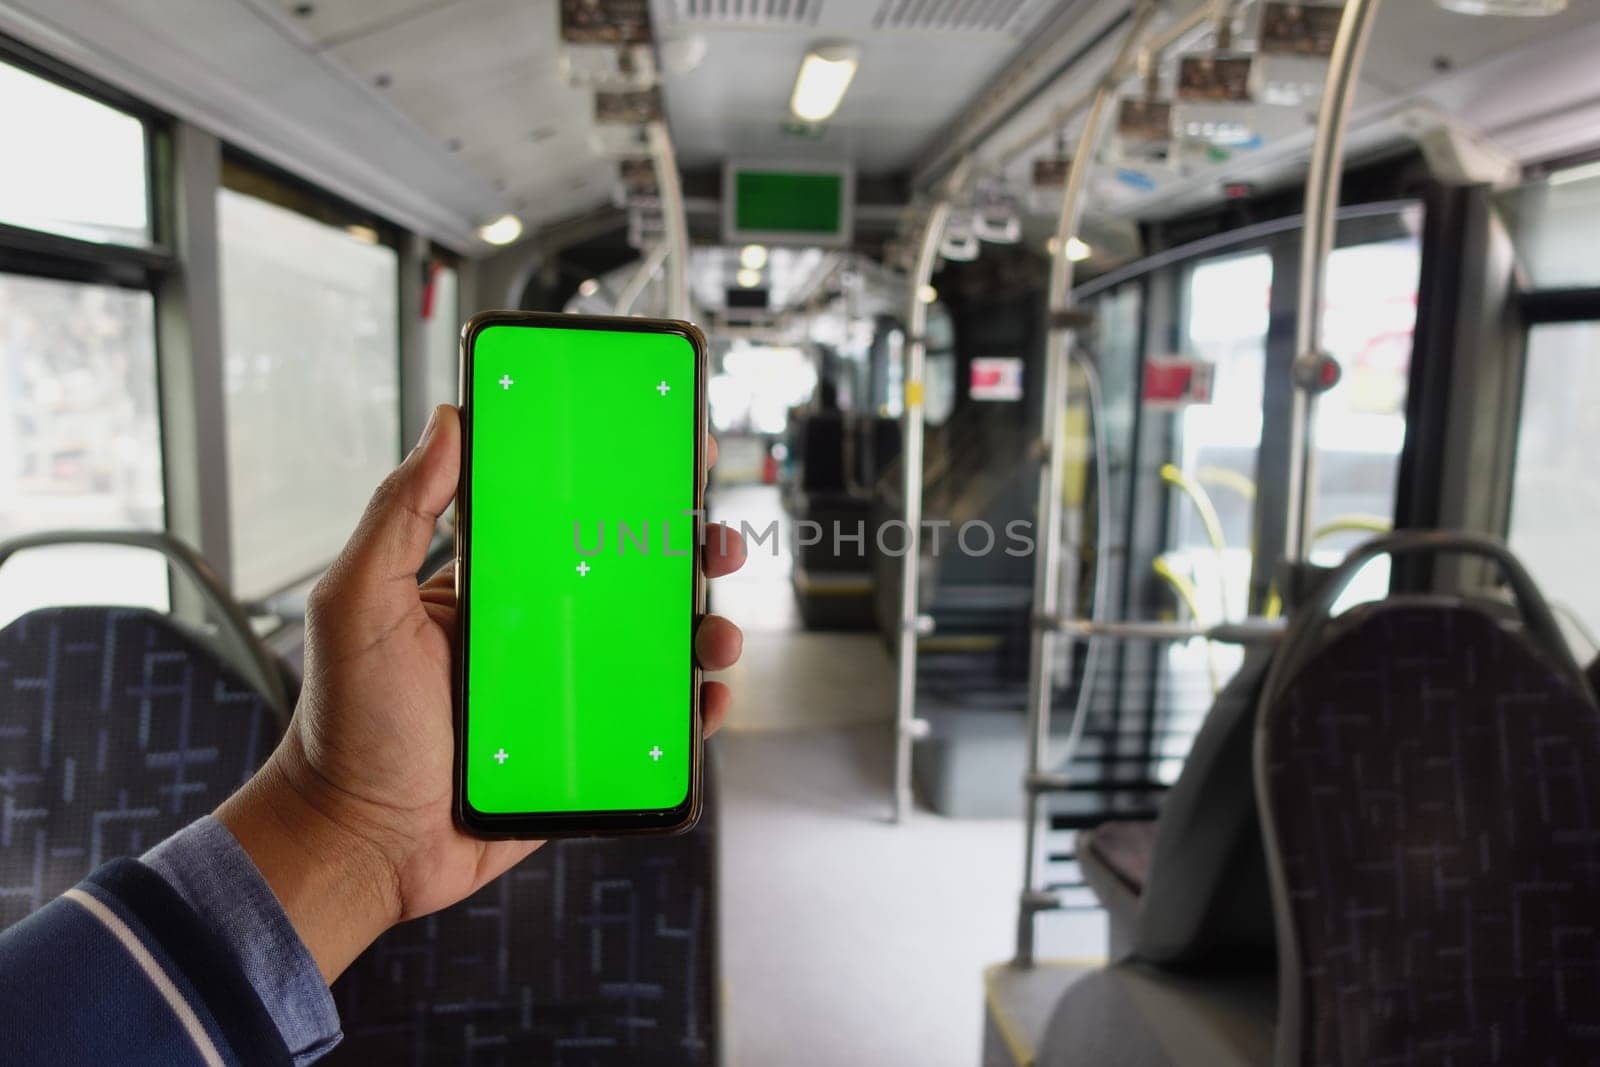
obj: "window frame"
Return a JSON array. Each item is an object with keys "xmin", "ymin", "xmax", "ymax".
[{"xmin": 0, "ymin": 32, "xmax": 176, "ymax": 538}]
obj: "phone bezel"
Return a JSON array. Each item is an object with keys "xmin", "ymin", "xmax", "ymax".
[{"xmin": 453, "ymin": 310, "xmax": 708, "ymax": 839}]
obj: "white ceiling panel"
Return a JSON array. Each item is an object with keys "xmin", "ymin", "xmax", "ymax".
[
  {"xmin": 318, "ymin": 0, "xmax": 614, "ymax": 225},
  {"xmin": 268, "ymin": 0, "xmax": 457, "ymax": 50},
  {"xmin": 653, "ymin": 0, "xmax": 1061, "ymax": 173}
]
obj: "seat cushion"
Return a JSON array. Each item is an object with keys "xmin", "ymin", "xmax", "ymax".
[{"xmin": 1087, "ymin": 820, "xmax": 1159, "ymax": 895}]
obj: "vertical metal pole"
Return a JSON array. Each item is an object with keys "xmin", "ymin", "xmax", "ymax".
[
  {"xmin": 614, "ymin": 241, "xmax": 671, "ymax": 316},
  {"xmin": 893, "ymin": 175, "xmax": 965, "ymax": 824},
  {"xmin": 1016, "ymin": 2, "xmax": 1155, "ymax": 967},
  {"xmin": 397, "ymin": 231, "xmax": 430, "ymax": 446},
  {"xmin": 156, "ymin": 122, "xmax": 234, "ymax": 594},
  {"xmin": 1283, "ymin": 0, "xmax": 1384, "ymax": 563},
  {"xmin": 648, "ymin": 121, "xmax": 692, "ymax": 322}
]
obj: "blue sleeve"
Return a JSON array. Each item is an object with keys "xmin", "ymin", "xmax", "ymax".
[
  {"xmin": 0, "ymin": 858, "xmax": 297, "ymax": 1066},
  {"xmin": 143, "ymin": 816, "xmax": 342, "ymax": 1065}
]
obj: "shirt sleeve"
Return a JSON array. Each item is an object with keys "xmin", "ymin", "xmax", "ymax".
[
  {"xmin": 0, "ymin": 858, "xmax": 297, "ymax": 1066},
  {"xmin": 143, "ymin": 816, "xmax": 342, "ymax": 1065}
]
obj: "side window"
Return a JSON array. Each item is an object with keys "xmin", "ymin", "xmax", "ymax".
[
  {"xmin": 217, "ymin": 173, "xmax": 400, "ymax": 599},
  {"xmin": 0, "ymin": 56, "xmax": 166, "ymax": 623},
  {"xmin": 1508, "ymin": 321, "xmax": 1600, "ymax": 642},
  {"xmin": 0, "ymin": 60, "xmax": 149, "ymax": 245}
]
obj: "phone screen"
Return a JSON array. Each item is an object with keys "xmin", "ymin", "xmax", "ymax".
[{"xmin": 462, "ymin": 320, "xmax": 699, "ymax": 824}]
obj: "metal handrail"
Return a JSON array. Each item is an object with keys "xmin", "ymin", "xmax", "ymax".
[
  {"xmin": 1051, "ymin": 617, "xmax": 1285, "ymax": 644},
  {"xmin": 647, "ymin": 122, "xmax": 691, "ymax": 322},
  {"xmin": 0, "ymin": 529, "xmax": 292, "ymax": 720},
  {"xmin": 893, "ymin": 156, "xmax": 973, "ymax": 824},
  {"xmin": 1015, "ymin": 0, "xmax": 1158, "ymax": 967},
  {"xmin": 614, "ymin": 240, "xmax": 670, "ymax": 316},
  {"xmin": 1282, "ymin": 0, "xmax": 1385, "ymax": 562}
]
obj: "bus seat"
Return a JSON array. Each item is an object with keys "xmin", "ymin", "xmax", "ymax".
[
  {"xmin": 1036, "ymin": 961, "xmax": 1276, "ymax": 1067},
  {"xmin": 1077, "ymin": 647, "xmax": 1277, "ymax": 967},
  {"xmin": 1257, "ymin": 533, "xmax": 1600, "ymax": 1065},
  {"xmin": 327, "ymin": 754, "xmax": 722, "ymax": 1065},
  {"xmin": 0, "ymin": 605, "xmax": 284, "ymax": 928}
]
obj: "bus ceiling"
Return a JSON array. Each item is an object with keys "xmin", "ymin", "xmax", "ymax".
[{"xmin": 0, "ymin": 0, "xmax": 1596, "ymax": 257}]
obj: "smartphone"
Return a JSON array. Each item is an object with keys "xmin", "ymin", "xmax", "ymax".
[{"xmin": 454, "ymin": 311, "xmax": 707, "ymax": 838}]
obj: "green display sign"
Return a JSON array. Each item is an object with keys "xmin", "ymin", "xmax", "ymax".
[{"xmin": 727, "ymin": 166, "xmax": 850, "ymax": 244}]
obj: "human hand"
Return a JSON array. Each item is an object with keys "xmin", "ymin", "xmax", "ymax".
[{"xmin": 217, "ymin": 404, "xmax": 746, "ymax": 981}]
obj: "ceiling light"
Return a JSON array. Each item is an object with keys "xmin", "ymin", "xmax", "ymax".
[
  {"xmin": 477, "ymin": 214, "xmax": 523, "ymax": 246},
  {"xmin": 740, "ymin": 244, "xmax": 769, "ymax": 270},
  {"xmin": 1049, "ymin": 235, "xmax": 1093, "ymax": 262},
  {"xmin": 1433, "ymin": 0, "xmax": 1564, "ymax": 14},
  {"xmin": 736, "ymin": 268, "xmax": 763, "ymax": 288},
  {"xmin": 790, "ymin": 43, "xmax": 860, "ymax": 123},
  {"xmin": 918, "ymin": 284, "xmax": 938, "ymax": 304},
  {"xmin": 345, "ymin": 224, "xmax": 379, "ymax": 244},
  {"xmin": 578, "ymin": 278, "xmax": 600, "ymax": 298},
  {"xmin": 1549, "ymin": 160, "xmax": 1600, "ymax": 186}
]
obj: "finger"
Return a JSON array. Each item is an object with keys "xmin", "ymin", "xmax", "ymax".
[
  {"xmin": 694, "ymin": 614, "xmax": 743, "ymax": 671},
  {"xmin": 706, "ymin": 434, "xmax": 718, "ymax": 470},
  {"xmin": 701, "ymin": 680, "xmax": 731, "ymax": 737},
  {"xmin": 701, "ymin": 523, "xmax": 747, "ymax": 579},
  {"xmin": 331, "ymin": 405, "xmax": 460, "ymax": 588}
]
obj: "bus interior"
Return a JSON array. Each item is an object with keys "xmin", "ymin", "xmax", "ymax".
[{"xmin": 2, "ymin": 0, "xmax": 1600, "ymax": 1063}]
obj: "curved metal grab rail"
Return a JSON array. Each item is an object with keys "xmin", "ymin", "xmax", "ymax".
[
  {"xmin": 893, "ymin": 155, "xmax": 974, "ymax": 824},
  {"xmin": 1263, "ymin": 531, "xmax": 1587, "ymax": 711},
  {"xmin": 0, "ymin": 529, "xmax": 292, "ymax": 720},
  {"xmin": 1016, "ymin": 0, "xmax": 1159, "ymax": 967}
]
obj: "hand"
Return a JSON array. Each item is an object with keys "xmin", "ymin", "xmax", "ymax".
[{"xmin": 217, "ymin": 404, "xmax": 746, "ymax": 982}]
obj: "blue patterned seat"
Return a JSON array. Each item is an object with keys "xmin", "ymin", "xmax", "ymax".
[
  {"xmin": 0, "ymin": 606, "xmax": 284, "ymax": 929},
  {"xmin": 327, "ymin": 759, "xmax": 722, "ymax": 1066},
  {"xmin": 1260, "ymin": 593, "xmax": 1600, "ymax": 1064}
]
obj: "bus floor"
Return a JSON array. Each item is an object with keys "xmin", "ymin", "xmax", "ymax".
[{"xmin": 709, "ymin": 483, "xmax": 1044, "ymax": 1066}]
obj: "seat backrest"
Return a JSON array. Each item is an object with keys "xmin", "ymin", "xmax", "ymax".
[
  {"xmin": 1258, "ymin": 598, "xmax": 1600, "ymax": 1064},
  {"xmin": 0, "ymin": 606, "xmax": 284, "ymax": 928},
  {"xmin": 327, "ymin": 758, "xmax": 722, "ymax": 1065},
  {"xmin": 1131, "ymin": 646, "xmax": 1277, "ymax": 968},
  {"xmin": 798, "ymin": 411, "xmax": 848, "ymax": 493}
]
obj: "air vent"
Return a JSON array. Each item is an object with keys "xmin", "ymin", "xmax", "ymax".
[
  {"xmin": 873, "ymin": 0, "xmax": 1043, "ymax": 32},
  {"xmin": 671, "ymin": 0, "xmax": 824, "ymax": 26}
]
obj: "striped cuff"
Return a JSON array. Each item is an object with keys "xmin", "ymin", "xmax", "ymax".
[
  {"xmin": 81, "ymin": 859, "xmax": 297, "ymax": 1065},
  {"xmin": 143, "ymin": 817, "xmax": 341, "ymax": 1064}
]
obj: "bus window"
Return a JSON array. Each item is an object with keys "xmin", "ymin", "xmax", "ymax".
[
  {"xmin": 1177, "ymin": 250, "xmax": 1271, "ymax": 623},
  {"xmin": 0, "ymin": 55, "xmax": 165, "ymax": 621},
  {"xmin": 0, "ymin": 59, "xmax": 148, "ymax": 245},
  {"xmin": 1309, "ymin": 234, "xmax": 1423, "ymax": 604},
  {"xmin": 217, "ymin": 183, "xmax": 400, "ymax": 599},
  {"xmin": 1509, "ymin": 320, "xmax": 1600, "ymax": 645},
  {"xmin": 0, "ymin": 274, "xmax": 166, "ymax": 623},
  {"xmin": 1499, "ymin": 163, "xmax": 1600, "ymax": 289}
]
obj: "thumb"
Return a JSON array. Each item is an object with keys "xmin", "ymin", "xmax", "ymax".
[{"xmin": 331, "ymin": 404, "xmax": 460, "ymax": 590}]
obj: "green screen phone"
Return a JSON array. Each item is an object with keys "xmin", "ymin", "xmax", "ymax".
[{"xmin": 454, "ymin": 311, "xmax": 706, "ymax": 837}]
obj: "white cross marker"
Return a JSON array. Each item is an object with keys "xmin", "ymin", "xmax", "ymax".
[
  {"xmin": 656, "ymin": 380, "xmax": 670, "ymax": 396},
  {"xmin": 576, "ymin": 561, "xmax": 591, "ymax": 576},
  {"xmin": 648, "ymin": 745, "xmax": 663, "ymax": 761},
  {"xmin": 498, "ymin": 374, "xmax": 514, "ymax": 390},
  {"xmin": 493, "ymin": 748, "xmax": 509, "ymax": 764}
]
